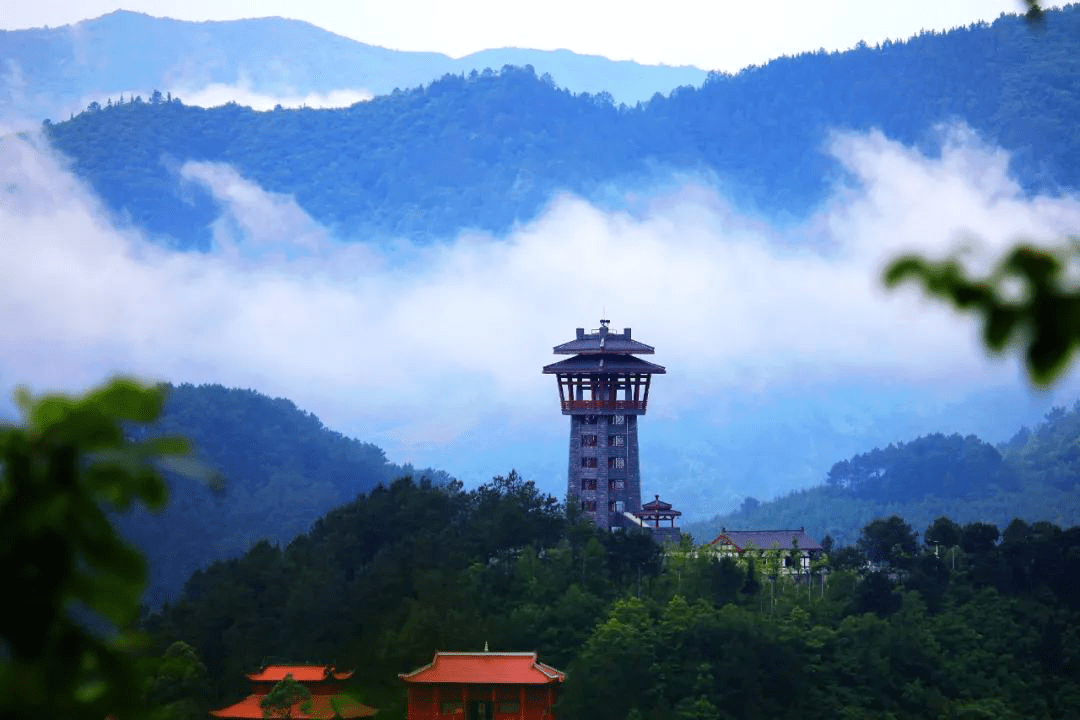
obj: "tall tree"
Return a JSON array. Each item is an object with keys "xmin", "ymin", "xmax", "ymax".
[{"xmin": 260, "ymin": 675, "xmax": 312, "ymax": 720}]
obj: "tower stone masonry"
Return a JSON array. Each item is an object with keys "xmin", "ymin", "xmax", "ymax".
[{"xmin": 542, "ymin": 320, "xmax": 665, "ymax": 531}]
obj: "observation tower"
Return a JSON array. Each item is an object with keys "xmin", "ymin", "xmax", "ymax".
[{"xmin": 543, "ymin": 320, "xmax": 665, "ymax": 531}]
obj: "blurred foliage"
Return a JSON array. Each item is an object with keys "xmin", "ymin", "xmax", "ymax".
[
  {"xmin": 0, "ymin": 379, "xmax": 193, "ymax": 719},
  {"xmin": 886, "ymin": 240, "xmax": 1080, "ymax": 386}
]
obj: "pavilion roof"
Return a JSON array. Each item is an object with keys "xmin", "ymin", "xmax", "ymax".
[
  {"xmin": 210, "ymin": 693, "xmax": 376, "ymax": 719},
  {"xmin": 542, "ymin": 354, "xmax": 666, "ymax": 375},
  {"xmin": 399, "ymin": 652, "xmax": 566, "ymax": 685},
  {"xmin": 246, "ymin": 666, "xmax": 354, "ymax": 683},
  {"xmin": 635, "ymin": 498, "xmax": 678, "ymax": 515},
  {"xmin": 708, "ymin": 529, "xmax": 822, "ymax": 552}
]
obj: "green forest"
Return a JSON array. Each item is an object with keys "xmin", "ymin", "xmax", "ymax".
[
  {"xmin": 42, "ymin": 6, "xmax": 1080, "ymax": 248},
  {"xmin": 143, "ymin": 475, "xmax": 1080, "ymax": 720}
]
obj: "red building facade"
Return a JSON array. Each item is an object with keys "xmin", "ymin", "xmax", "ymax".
[
  {"xmin": 210, "ymin": 665, "xmax": 377, "ymax": 719},
  {"xmin": 400, "ymin": 652, "xmax": 566, "ymax": 720}
]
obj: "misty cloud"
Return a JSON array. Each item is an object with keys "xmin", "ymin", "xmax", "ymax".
[
  {"xmin": 172, "ymin": 83, "xmax": 373, "ymax": 110},
  {"xmin": 2, "ymin": 125, "xmax": 1079, "ymax": 499}
]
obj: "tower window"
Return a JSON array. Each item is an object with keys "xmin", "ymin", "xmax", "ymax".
[
  {"xmin": 609, "ymin": 479, "xmax": 624, "ymax": 491},
  {"xmin": 581, "ymin": 500, "xmax": 597, "ymax": 512},
  {"xmin": 581, "ymin": 434, "xmax": 598, "ymax": 447},
  {"xmin": 612, "ymin": 415, "xmax": 625, "ymax": 425},
  {"xmin": 608, "ymin": 435, "xmax": 625, "ymax": 447},
  {"xmin": 581, "ymin": 478, "xmax": 597, "ymax": 491},
  {"xmin": 581, "ymin": 457, "xmax": 598, "ymax": 468},
  {"xmin": 608, "ymin": 456, "xmax": 626, "ymax": 470}
]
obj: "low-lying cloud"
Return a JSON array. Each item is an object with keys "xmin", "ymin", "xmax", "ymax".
[
  {"xmin": 171, "ymin": 83, "xmax": 373, "ymax": 110},
  {"xmin": 2, "ymin": 124, "xmax": 1077, "ymax": 503}
]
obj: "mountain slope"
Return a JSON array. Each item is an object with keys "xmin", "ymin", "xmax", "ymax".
[
  {"xmin": 684, "ymin": 403, "xmax": 1080, "ymax": 546},
  {"xmin": 119, "ymin": 383, "xmax": 452, "ymax": 604}
]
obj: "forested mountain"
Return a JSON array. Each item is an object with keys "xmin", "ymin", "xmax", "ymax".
[
  {"xmin": 42, "ymin": 5, "xmax": 1080, "ymax": 247},
  {"xmin": 685, "ymin": 402, "xmax": 1080, "ymax": 546},
  {"xmin": 0, "ymin": 10, "xmax": 706, "ymax": 124},
  {"xmin": 143, "ymin": 473, "xmax": 1080, "ymax": 719},
  {"xmin": 118, "ymin": 383, "xmax": 451, "ymax": 604}
]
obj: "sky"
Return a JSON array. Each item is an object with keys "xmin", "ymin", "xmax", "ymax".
[{"xmin": 1, "ymin": 1, "xmax": 1064, "ymax": 71}]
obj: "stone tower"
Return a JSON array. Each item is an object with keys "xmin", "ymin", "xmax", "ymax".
[{"xmin": 543, "ymin": 320, "xmax": 665, "ymax": 531}]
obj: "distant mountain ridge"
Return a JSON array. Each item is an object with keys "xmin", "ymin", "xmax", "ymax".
[
  {"xmin": 41, "ymin": 5, "xmax": 1080, "ymax": 247},
  {"xmin": 0, "ymin": 10, "xmax": 708, "ymax": 124}
]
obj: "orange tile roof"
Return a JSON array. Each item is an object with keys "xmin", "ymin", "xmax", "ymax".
[
  {"xmin": 399, "ymin": 652, "xmax": 566, "ymax": 685},
  {"xmin": 246, "ymin": 666, "xmax": 354, "ymax": 682},
  {"xmin": 210, "ymin": 693, "xmax": 376, "ymax": 719}
]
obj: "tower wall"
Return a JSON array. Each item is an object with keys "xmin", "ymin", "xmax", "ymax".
[{"xmin": 567, "ymin": 412, "xmax": 642, "ymax": 529}]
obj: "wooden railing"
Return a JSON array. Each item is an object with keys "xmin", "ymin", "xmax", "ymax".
[{"xmin": 561, "ymin": 400, "xmax": 647, "ymax": 412}]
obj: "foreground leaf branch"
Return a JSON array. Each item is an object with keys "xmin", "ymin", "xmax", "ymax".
[
  {"xmin": 885, "ymin": 238, "xmax": 1080, "ymax": 385},
  {"xmin": 0, "ymin": 379, "xmax": 200, "ymax": 720}
]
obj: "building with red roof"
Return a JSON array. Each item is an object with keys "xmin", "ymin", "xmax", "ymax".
[
  {"xmin": 210, "ymin": 665, "xmax": 377, "ymax": 719},
  {"xmin": 400, "ymin": 651, "xmax": 566, "ymax": 720}
]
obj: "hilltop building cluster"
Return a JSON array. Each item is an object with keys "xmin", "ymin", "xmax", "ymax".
[{"xmin": 207, "ymin": 318, "xmax": 822, "ymax": 720}]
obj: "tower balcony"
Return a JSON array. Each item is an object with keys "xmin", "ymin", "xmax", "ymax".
[{"xmin": 560, "ymin": 399, "xmax": 647, "ymax": 414}]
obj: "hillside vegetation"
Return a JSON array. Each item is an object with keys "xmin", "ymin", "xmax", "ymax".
[
  {"xmin": 119, "ymin": 383, "xmax": 451, "ymax": 604},
  {"xmin": 43, "ymin": 6, "xmax": 1080, "ymax": 247},
  {"xmin": 685, "ymin": 402, "xmax": 1080, "ymax": 546}
]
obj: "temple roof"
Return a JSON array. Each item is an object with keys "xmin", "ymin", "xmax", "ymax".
[
  {"xmin": 553, "ymin": 321, "xmax": 656, "ymax": 355},
  {"xmin": 399, "ymin": 652, "xmax": 566, "ymax": 685},
  {"xmin": 542, "ymin": 354, "xmax": 666, "ymax": 375},
  {"xmin": 210, "ymin": 693, "xmax": 376, "ymax": 719},
  {"xmin": 708, "ymin": 529, "xmax": 822, "ymax": 552},
  {"xmin": 246, "ymin": 666, "xmax": 354, "ymax": 682}
]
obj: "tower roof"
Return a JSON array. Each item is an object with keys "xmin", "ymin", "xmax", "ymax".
[
  {"xmin": 554, "ymin": 320, "xmax": 656, "ymax": 355},
  {"xmin": 399, "ymin": 652, "xmax": 566, "ymax": 685},
  {"xmin": 542, "ymin": 354, "xmax": 666, "ymax": 375}
]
